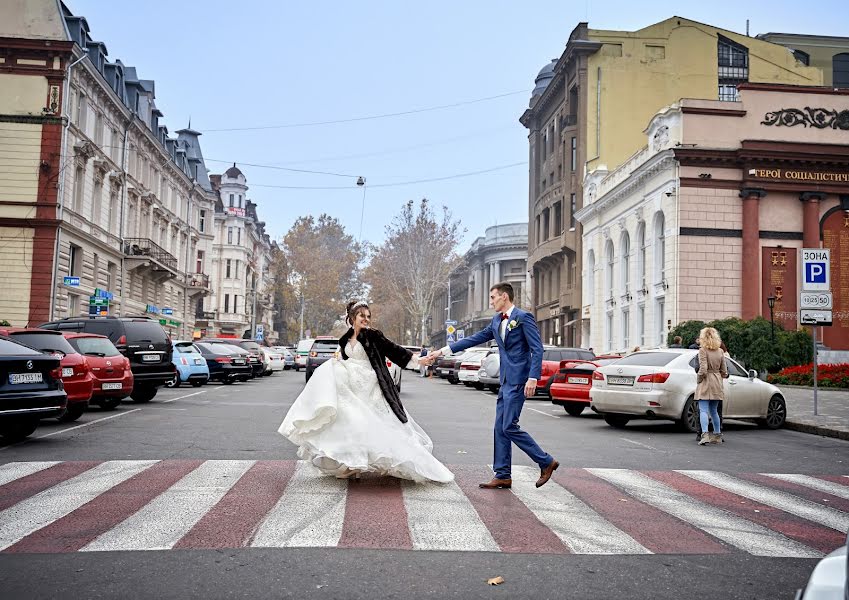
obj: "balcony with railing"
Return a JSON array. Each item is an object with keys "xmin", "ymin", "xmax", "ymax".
[
  {"xmin": 123, "ymin": 237, "xmax": 179, "ymax": 279},
  {"xmin": 187, "ymin": 272, "xmax": 211, "ymax": 296}
]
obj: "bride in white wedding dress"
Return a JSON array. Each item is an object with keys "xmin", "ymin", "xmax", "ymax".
[{"xmin": 278, "ymin": 300, "xmax": 454, "ymax": 483}]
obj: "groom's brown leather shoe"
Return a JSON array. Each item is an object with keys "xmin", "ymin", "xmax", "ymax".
[
  {"xmin": 479, "ymin": 478, "xmax": 512, "ymax": 489},
  {"xmin": 535, "ymin": 460, "xmax": 559, "ymax": 488}
]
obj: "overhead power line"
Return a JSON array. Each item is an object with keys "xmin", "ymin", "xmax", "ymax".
[{"xmin": 201, "ymin": 90, "xmax": 529, "ymax": 132}]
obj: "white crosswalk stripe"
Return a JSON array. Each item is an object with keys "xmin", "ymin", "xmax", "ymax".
[
  {"xmin": 511, "ymin": 466, "xmax": 650, "ymax": 554},
  {"xmin": 0, "ymin": 461, "xmax": 59, "ymax": 487},
  {"xmin": 0, "ymin": 460, "xmax": 158, "ymax": 551},
  {"xmin": 678, "ymin": 470, "xmax": 849, "ymax": 533},
  {"xmin": 588, "ymin": 468, "xmax": 823, "ymax": 558},
  {"xmin": 251, "ymin": 461, "xmax": 348, "ymax": 548},
  {"xmin": 761, "ymin": 473, "xmax": 849, "ymax": 501},
  {"xmin": 82, "ymin": 460, "xmax": 254, "ymax": 552}
]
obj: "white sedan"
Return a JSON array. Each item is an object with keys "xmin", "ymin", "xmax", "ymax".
[
  {"xmin": 590, "ymin": 349, "xmax": 787, "ymax": 432},
  {"xmin": 457, "ymin": 351, "xmax": 487, "ymax": 388}
]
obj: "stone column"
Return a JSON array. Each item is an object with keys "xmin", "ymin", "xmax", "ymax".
[
  {"xmin": 493, "ymin": 261, "xmax": 501, "ymax": 284},
  {"xmin": 800, "ymin": 192, "xmax": 824, "ymax": 249},
  {"xmin": 474, "ymin": 267, "xmax": 482, "ymax": 312},
  {"xmin": 740, "ymin": 188, "xmax": 766, "ymax": 320}
]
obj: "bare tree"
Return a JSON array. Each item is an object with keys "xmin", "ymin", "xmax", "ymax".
[{"xmin": 369, "ymin": 199, "xmax": 464, "ymax": 345}]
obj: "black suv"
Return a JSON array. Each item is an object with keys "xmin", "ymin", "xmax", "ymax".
[
  {"xmin": 305, "ymin": 337, "xmax": 339, "ymax": 382},
  {"xmin": 39, "ymin": 316, "xmax": 173, "ymax": 402}
]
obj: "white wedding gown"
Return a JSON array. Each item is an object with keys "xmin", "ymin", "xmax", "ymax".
[{"xmin": 278, "ymin": 340, "xmax": 454, "ymax": 483}]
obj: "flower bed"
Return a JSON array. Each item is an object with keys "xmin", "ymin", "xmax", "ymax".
[{"xmin": 768, "ymin": 363, "xmax": 849, "ymax": 388}]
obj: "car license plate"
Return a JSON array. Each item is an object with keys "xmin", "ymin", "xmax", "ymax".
[
  {"xmin": 62, "ymin": 367, "xmax": 74, "ymax": 377},
  {"xmin": 568, "ymin": 376, "xmax": 589, "ymax": 385},
  {"xmin": 141, "ymin": 354, "xmax": 160, "ymax": 362},
  {"xmin": 194, "ymin": 358, "xmax": 203, "ymax": 365},
  {"xmin": 9, "ymin": 372, "xmax": 43, "ymax": 384},
  {"xmin": 607, "ymin": 376, "xmax": 634, "ymax": 386},
  {"xmin": 234, "ymin": 359, "xmax": 245, "ymax": 365},
  {"xmin": 102, "ymin": 382, "xmax": 123, "ymax": 390}
]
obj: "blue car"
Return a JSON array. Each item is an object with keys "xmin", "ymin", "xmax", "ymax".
[{"xmin": 166, "ymin": 341, "xmax": 210, "ymax": 388}]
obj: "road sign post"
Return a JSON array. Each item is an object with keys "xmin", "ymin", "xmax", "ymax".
[{"xmin": 799, "ymin": 248, "xmax": 831, "ymax": 417}]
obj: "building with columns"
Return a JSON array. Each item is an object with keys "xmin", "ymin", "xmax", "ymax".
[
  {"xmin": 428, "ymin": 223, "xmax": 528, "ymax": 348},
  {"xmin": 520, "ymin": 17, "xmax": 824, "ymax": 350},
  {"xmin": 579, "ymin": 83, "xmax": 849, "ymax": 353}
]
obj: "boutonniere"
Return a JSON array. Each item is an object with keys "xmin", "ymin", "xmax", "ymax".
[{"xmin": 507, "ymin": 319, "xmax": 520, "ymax": 331}]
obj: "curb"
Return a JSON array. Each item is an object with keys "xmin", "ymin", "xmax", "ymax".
[
  {"xmin": 785, "ymin": 420, "xmax": 849, "ymax": 441},
  {"xmin": 776, "ymin": 384, "xmax": 849, "ymax": 391}
]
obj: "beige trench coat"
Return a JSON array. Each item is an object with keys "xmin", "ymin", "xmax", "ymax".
[{"xmin": 695, "ymin": 347, "xmax": 728, "ymax": 401}]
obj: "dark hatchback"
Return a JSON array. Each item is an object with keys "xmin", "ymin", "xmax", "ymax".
[
  {"xmin": 40, "ymin": 316, "xmax": 173, "ymax": 402},
  {"xmin": 194, "ymin": 343, "xmax": 252, "ymax": 384},
  {"xmin": 0, "ymin": 336, "xmax": 67, "ymax": 441},
  {"xmin": 201, "ymin": 339, "xmax": 264, "ymax": 377},
  {"xmin": 305, "ymin": 337, "xmax": 339, "ymax": 382}
]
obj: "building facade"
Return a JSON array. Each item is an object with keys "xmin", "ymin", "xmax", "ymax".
[
  {"xmin": 521, "ymin": 17, "xmax": 824, "ymax": 349},
  {"xmin": 579, "ymin": 83, "xmax": 849, "ymax": 353},
  {"xmin": 428, "ymin": 223, "xmax": 528, "ymax": 348},
  {"xmin": 757, "ymin": 33, "xmax": 849, "ymax": 88}
]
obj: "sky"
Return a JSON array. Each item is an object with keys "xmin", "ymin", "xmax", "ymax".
[{"xmin": 65, "ymin": 0, "xmax": 846, "ymax": 251}]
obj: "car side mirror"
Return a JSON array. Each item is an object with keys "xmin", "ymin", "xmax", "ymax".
[{"xmin": 748, "ymin": 369, "xmax": 757, "ymax": 380}]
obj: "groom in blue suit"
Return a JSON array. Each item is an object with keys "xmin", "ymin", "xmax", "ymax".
[{"xmin": 430, "ymin": 282, "xmax": 559, "ymax": 489}]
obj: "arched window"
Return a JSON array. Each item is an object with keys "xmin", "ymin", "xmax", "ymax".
[
  {"xmin": 834, "ymin": 53, "xmax": 849, "ymax": 88},
  {"xmin": 605, "ymin": 240, "xmax": 615, "ymax": 299},
  {"xmin": 653, "ymin": 212, "xmax": 666, "ymax": 285},
  {"xmin": 620, "ymin": 231, "xmax": 631, "ymax": 293},
  {"xmin": 636, "ymin": 221, "xmax": 646, "ymax": 289},
  {"xmin": 586, "ymin": 250, "xmax": 595, "ymax": 306}
]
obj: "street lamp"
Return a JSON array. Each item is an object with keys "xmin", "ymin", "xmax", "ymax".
[{"xmin": 767, "ymin": 294, "xmax": 776, "ymax": 346}]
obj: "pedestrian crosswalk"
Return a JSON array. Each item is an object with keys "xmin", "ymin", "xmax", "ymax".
[{"xmin": 0, "ymin": 460, "xmax": 846, "ymax": 557}]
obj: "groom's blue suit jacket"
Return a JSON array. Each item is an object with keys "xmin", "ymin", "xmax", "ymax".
[{"xmin": 448, "ymin": 307, "xmax": 543, "ymax": 385}]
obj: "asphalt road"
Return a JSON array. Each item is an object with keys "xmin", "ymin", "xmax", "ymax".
[{"xmin": 1, "ymin": 368, "xmax": 847, "ymax": 599}]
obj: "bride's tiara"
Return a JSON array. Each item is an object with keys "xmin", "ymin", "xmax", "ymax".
[{"xmin": 350, "ymin": 300, "xmax": 369, "ymax": 311}]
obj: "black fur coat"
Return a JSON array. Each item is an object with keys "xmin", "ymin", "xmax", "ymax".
[{"xmin": 338, "ymin": 328, "xmax": 413, "ymax": 423}]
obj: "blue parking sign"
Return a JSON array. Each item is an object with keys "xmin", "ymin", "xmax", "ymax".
[
  {"xmin": 805, "ymin": 263, "xmax": 827, "ymax": 284},
  {"xmin": 801, "ymin": 249, "xmax": 830, "ymax": 291}
]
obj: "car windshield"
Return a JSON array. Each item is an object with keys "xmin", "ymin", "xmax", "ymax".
[
  {"xmin": 11, "ymin": 332, "xmax": 76, "ymax": 355},
  {"xmin": 0, "ymin": 337, "xmax": 41, "ymax": 355},
  {"xmin": 176, "ymin": 343, "xmax": 200, "ymax": 354},
  {"xmin": 312, "ymin": 341, "xmax": 338, "ymax": 351},
  {"xmin": 68, "ymin": 337, "xmax": 121, "ymax": 357},
  {"xmin": 201, "ymin": 344, "xmax": 234, "ymax": 355},
  {"xmin": 222, "ymin": 344, "xmax": 247, "ymax": 354},
  {"xmin": 124, "ymin": 321, "xmax": 168, "ymax": 343},
  {"xmin": 239, "ymin": 341, "xmax": 261, "ymax": 352},
  {"xmin": 611, "ymin": 352, "xmax": 680, "ymax": 367}
]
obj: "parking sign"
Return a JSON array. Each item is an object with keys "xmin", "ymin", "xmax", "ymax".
[{"xmin": 800, "ymin": 249, "xmax": 830, "ymax": 291}]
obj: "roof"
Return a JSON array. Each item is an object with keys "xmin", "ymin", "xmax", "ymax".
[{"xmin": 224, "ymin": 164, "xmax": 244, "ymax": 178}]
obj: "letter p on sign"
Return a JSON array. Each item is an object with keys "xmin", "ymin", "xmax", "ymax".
[{"xmin": 806, "ymin": 263, "xmax": 826, "ymax": 283}]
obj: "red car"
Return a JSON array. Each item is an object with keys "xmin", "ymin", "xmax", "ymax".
[
  {"xmin": 0, "ymin": 327, "xmax": 93, "ymax": 422},
  {"xmin": 535, "ymin": 347, "xmax": 596, "ymax": 397},
  {"xmin": 63, "ymin": 333, "xmax": 133, "ymax": 410},
  {"xmin": 550, "ymin": 356, "xmax": 621, "ymax": 416}
]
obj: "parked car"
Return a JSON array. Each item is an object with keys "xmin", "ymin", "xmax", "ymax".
[
  {"xmin": 478, "ymin": 348, "xmax": 501, "ymax": 392},
  {"xmin": 306, "ymin": 337, "xmax": 340, "ymax": 382},
  {"xmin": 194, "ymin": 342, "xmax": 252, "ymax": 384},
  {"xmin": 590, "ymin": 349, "xmax": 788, "ymax": 431},
  {"xmin": 218, "ymin": 344, "xmax": 254, "ymax": 382},
  {"xmin": 201, "ymin": 339, "xmax": 265, "ymax": 377},
  {"xmin": 549, "ymin": 356, "xmax": 621, "ymax": 416},
  {"xmin": 277, "ymin": 347, "xmax": 295, "ymax": 370},
  {"xmin": 0, "ymin": 327, "xmax": 93, "ymax": 422},
  {"xmin": 39, "ymin": 316, "xmax": 173, "ymax": 403},
  {"xmin": 536, "ymin": 347, "xmax": 596, "ymax": 398},
  {"xmin": 442, "ymin": 348, "xmax": 489, "ymax": 385},
  {"xmin": 64, "ymin": 333, "xmax": 133, "ymax": 410},
  {"xmin": 294, "ymin": 338, "xmax": 315, "ymax": 371},
  {"xmin": 262, "ymin": 349, "xmax": 285, "ymax": 374},
  {"xmin": 458, "ymin": 351, "xmax": 488, "ymax": 389},
  {"xmin": 794, "ymin": 531, "xmax": 847, "ymax": 599},
  {"xmin": 435, "ymin": 354, "xmax": 455, "ymax": 379},
  {"xmin": 401, "ymin": 345, "xmax": 426, "ymax": 372},
  {"xmin": 167, "ymin": 341, "xmax": 210, "ymax": 388},
  {"xmin": 0, "ymin": 335, "xmax": 67, "ymax": 441}
]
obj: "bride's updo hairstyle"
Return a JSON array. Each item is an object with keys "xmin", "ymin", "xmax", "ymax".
[{"xmin": 345, "ymin": 300, "xmax": 370, "ymax": 326}]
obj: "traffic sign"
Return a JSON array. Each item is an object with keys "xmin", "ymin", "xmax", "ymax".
[
  {"xmin": 457, "ymin": 329, "xmax": 465, "ymax": 340},
  {"xmin": 63, "ymin": 276, "xmax": 80, "ymax": 287},
  {"xmin": 256, "ymin": 325, "xmax": 264, "ymax": 341},
  {"xmin": 446, "ymin": 325, "xmax": 456, "ymax": 335},
  {"xmin": 446, "ymin": 334, "xmax": 455, "ymax": 343},
  {"xmin": 444, "ymin": 320, "xmax": 457, "ymax": 326},
  {"xmin": 800, "ymin": 291, "xmax": 833, "ymax": 310},
  {"xmin": 800, "ymin": 310, "xmax": 833, "ymax": 326},
  {"xmin": 800, "ymin": 249, "xmax": 830, "ymax": 291}
]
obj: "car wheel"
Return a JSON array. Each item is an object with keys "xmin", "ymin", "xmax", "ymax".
[
  {"xmin": 677, "ymin": 396, "xmax": 700, "ymax": 433},
  {"xmin": 223, "ymin": 378, "xmax": 233, "ymax": 385},
  {"xmin": 58, "ymin": 403, "xmax": 86, "ymax": 422},
  {"xmin": 563, "ymin": 402, "xmax": 585, "ymax": 417},
  {"xmin": 448, "ymin": 377, "xmax": 459, "ymax": 385},
  {"xmin": 0, "ymin": 419, "xmax": 38, "ymax": 441},
  {"xmin": 487, "ymin": 384, "xmax": 499, "ymax": 393},
  {"xmin": 757, "ymin": 395, "xmax": 786, "ymax": 430},
  {"xmin": 164, "ymin": 374, "xmax": 179, "ymax": 388},
  {"xmin": 98, "ymin": 397, "xmax": 122, "ymax": 410},
  {"xmin": 473, "ymin": 382, "xmax": 484, "ymax": 390},
  {"xmin": 190, "ymin": 381, "xmax": 204, "ymax": 387},
  {"xmin": 603, "ymin": 414, "xmax": 630, "ymax": 429},
  {"xmin": 130, "ymin": 386, "xmax": 157, "ymax": 403}
]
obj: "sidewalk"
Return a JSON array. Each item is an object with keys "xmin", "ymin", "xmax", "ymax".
[{"xmin": 778, "ymin": 386, "xmax": 849, "ymax": 440}]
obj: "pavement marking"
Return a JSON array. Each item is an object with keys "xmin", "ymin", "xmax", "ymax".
[
  {"xmin": 82, "ymin": 460, "xmax": 254, "ymax": 552},
  {"xmin": 9, "ymin": 409, "xmax": 144, "ymax": 446},
  {"xmin": 761, "ymin": 473, "xmax": 849, "ymax": 501},
  {"xmin": 0, "ymin": 460, "xmax": 158, "ymax": 551},
  {"xmin": 161, "ymin": 390, "xmax": 206, "ymax": 404},
  {"xmin": 678, "ymin": 470, "xmax": 849, "ymax": 533},
  {"xmin": 511, "ymin": 466, "xmax": 650, "ymax": 555},
  {"xmin": 589, "ymin": 468, "xmax": 822, "ymax": 558},
  {"xmin": 402, "ymin": 478, "xmax": 499, "ymax": 552},
  {"xmin": 0, "ymin": 461, "xmax": 60, "ymax": 487},
  {"xmin": 526, "ymin": 407, "xmax": 561, "ymax": 419},
  {"xmin": 620, "ymin": 438, "xmax": 658, "ymax": 451},
  {"xmin": 251, "ymin": 461, "xmax": 348, "ymax": 548}
]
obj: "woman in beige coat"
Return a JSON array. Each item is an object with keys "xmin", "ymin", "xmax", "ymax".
[{"xmin": 695, "ymin": 327, "xmax": 728, "ymax": 445}]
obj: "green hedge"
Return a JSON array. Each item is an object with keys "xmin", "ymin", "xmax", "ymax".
[{"xmin": 668, "ymin": 317, "xmax": 812, "ymax": 373}]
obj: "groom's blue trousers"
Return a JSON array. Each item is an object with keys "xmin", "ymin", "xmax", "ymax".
[{"xmin": 494, "ymin": 384, "xmax": 552, "ymax": 480}]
